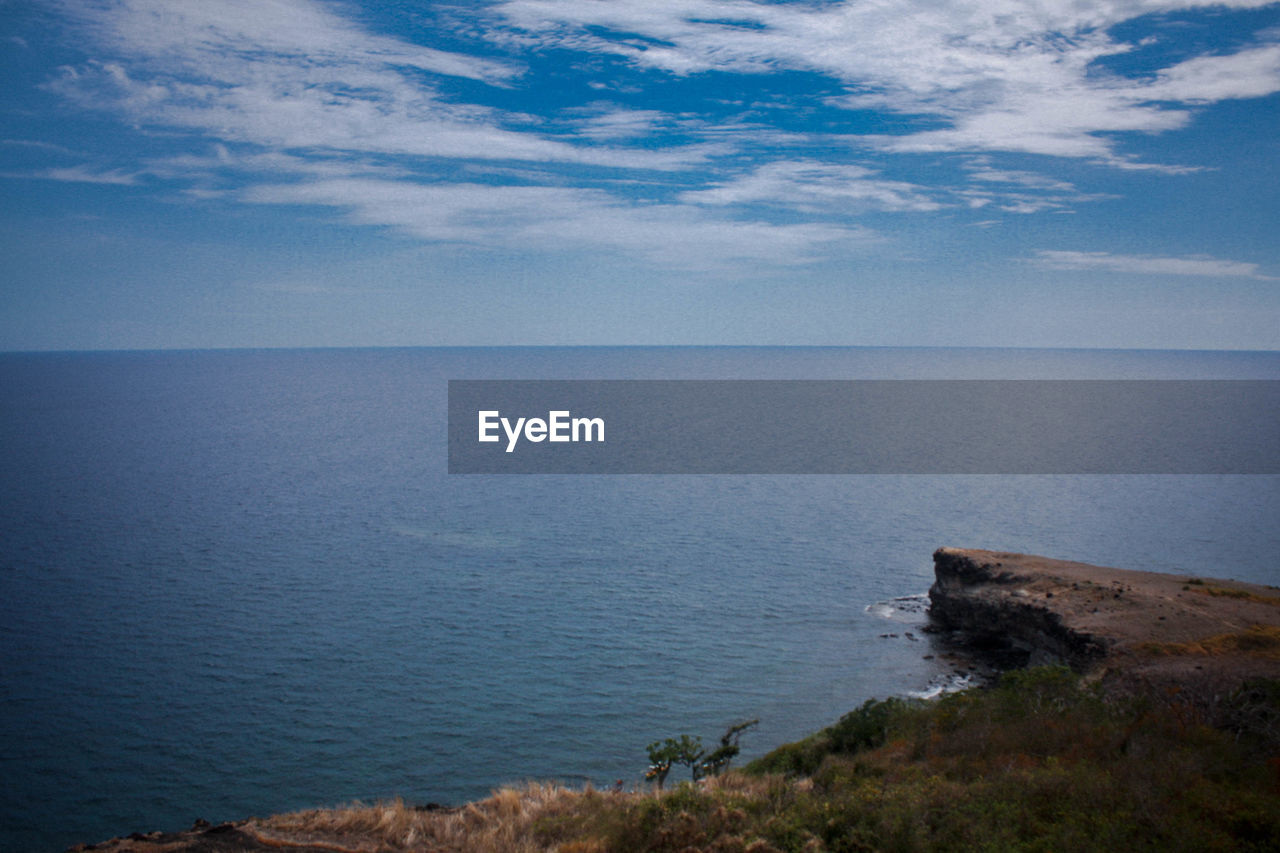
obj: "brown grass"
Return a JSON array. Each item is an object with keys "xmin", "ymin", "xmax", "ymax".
[
  {"xmin": 1197, "ymin": 586, "xmax": 1280, "ymax": 606},
  {"xmin": 254, "ymin": 783, "xmax": 608, "ymax": 852},
  {"xmin": 1140, "ymin": 624, "xmax": 1280, "ymax": 660}
]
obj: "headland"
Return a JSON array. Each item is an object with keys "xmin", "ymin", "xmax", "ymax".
[{"xmin": 929, "ymin": 546, "xmax": 1280, "ymax": 698}]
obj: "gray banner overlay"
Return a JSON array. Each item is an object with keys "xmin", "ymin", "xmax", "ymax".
[{"xmin": 448, "ymin": 380, "xmax": 1279, "ymax": 474}]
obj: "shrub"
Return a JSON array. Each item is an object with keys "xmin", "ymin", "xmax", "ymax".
[{"xmin": 747, "ymin": 697, "xmax": 917, "ymax": 777}]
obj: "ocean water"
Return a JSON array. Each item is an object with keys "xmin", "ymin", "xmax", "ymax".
[{"xmin": 1, "ymin": 346, "xmax": 1278, "ymax": 852}]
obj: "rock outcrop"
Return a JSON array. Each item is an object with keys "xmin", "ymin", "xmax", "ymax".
[{"xmin": 928, "ymin": 547, "xmax": 1280, "ymax": 692}]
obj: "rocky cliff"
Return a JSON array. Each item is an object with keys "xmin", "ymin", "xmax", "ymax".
[{"xmin": 928, "ymin": 547, "xmax": 1280, "ymax": 692}]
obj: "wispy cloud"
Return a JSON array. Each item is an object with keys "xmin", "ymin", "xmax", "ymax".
[
  {"xmin": 40, "ymin": 165, "xmax": 138, "ymax": 184},
  {"xmin": 678, "ymin": 158, "xmax": 1112, "ymax": 216},
  {"xmin": 59, "ymin": 0, "xmax": 1280, "ymax": 180},
  {"xmin": 959, "ymin": 159, "xmax": 1115, "ymax": 213},
  {"xmin": 680, "ymin": 160, "xmax": 943, "ymax": 212},
  {"xmin": 567, "ymin": 105, "xmax": 703, "ymax": 142},
  {"xmin": 242, "ymin": 175, "xmax": 878, "ymax": 269},
  {"xmin": 23, "ymin": 0, "xmax": 1280, "ymax": 278},
  {"xmin": 963, "ymin": 161, "xmax": 1079, "ymax": 194},
  {"xmin": 1032, "ymin": 250, "xmax": 1276, "ymax": 279},
  {"xmin": 493, "ymin": 0, "xmax": 1280, "ymax": 165},
  {"xmin": 0, "ymin": 164, "xmax": 139, "ymax": 184},
  {"xmin": 43, "ymin": 0, "xmax": 710, "ymax": 172},
  {"xmin": 52, "ymin": 0, "xmax": 517, "ymax": 84},
  {"xmin": 2, "ymin": 138, "xmax": 76, "ymax": 154},
  {"xmin": 1139, "ymin": 43, "xmax": 1280, "ymax": 103}
]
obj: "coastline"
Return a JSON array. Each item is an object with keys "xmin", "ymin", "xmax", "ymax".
[{"xmin": 69, "ymin": 548, "xmax": 1280, "ymax": 852}]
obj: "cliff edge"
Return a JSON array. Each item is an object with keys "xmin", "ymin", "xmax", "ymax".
[{"xmin": 929, "ymin": 547, "xmax": 1280, "ymax": 695}]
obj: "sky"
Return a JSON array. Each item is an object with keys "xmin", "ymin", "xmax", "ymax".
[{"xmin": 2, "ymin": 0, "xmax": 1279, "ymax": 351}]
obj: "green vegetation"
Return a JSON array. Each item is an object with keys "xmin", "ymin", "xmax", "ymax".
[
  {"xmin": 262, "ymin": 668, "xmax": 1280, "ymax": 852},
  {"xmin": 646, "ymin": 720, "xmax": 761, "ymax": 789},
  {"xmin": 745, "ymin": 696, "xmax": 909, "ymax": 778},
  {"xmin": 535, "ymin": 667, "xmax": 1280, "ymax": 852},
  {"xmin": 700, "ymin": 719, "xmax": 760, "ymax": 779},
  {"xmin": 645, "ymin": 735, "xmax": 704, "ymax": 791}
]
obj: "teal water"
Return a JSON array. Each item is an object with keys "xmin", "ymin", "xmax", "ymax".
[{"xmin": 2, "ymin": 347, "xmax": 1278, "ymax": 852}]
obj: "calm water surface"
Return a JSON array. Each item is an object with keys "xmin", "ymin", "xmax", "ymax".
[{"xmin": 2, "ymin": 347, "xmax": 1278, "ymax": 852}]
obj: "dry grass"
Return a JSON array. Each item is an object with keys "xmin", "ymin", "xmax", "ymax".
[
  {"xmin": 254, "ymin": 782, "xmax": 610, "ymax": 852},
  {"xmin": 1197, "ymin": 586, "xmax": 1280, "ymax": 606},
  {"xmin": 249, "ymin": 776, "xmax": 789, "ymax": 852},
  {"xmin": 1140, "ymin": 624, "xmax": 1280, "ymax": 660}
]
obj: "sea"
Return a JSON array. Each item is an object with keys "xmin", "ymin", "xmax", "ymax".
[{"xmin": 1, "ymin": 346, "xmax": 1278, "ymax": 853}]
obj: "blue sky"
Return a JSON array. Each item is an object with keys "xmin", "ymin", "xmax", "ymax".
[{"xmin": 2, "ymin": 0, "xmax": 1279, "ymax": 350}]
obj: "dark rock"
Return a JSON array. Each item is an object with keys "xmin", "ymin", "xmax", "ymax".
[
  {"xmin": 928, "ymin": 547, "xmax": 1111, "ymax": 672},
  {"xmin": 203, "ymin": 823, "xmax": 236, "ymax": 835}
]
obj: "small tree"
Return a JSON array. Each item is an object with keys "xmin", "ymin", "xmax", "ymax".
[
  {"xmin": 696, "ymin": 719, "xmax": 759, "ymax": 780},
  {"xmin": 646, "ymin": 720, "xmax": 760, "ymax": 787},
  {"xmin": 644, "ymin": 740, "xmax": 675, "ymax": 790},
  {"xmin": 645, "ymin": 734, "xmax": 703, "ymax": 790}
]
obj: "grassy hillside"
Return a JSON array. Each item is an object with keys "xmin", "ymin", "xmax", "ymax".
[{"xmin": 241, "ymin": 667, "xmax": 1279, "ymax": 852}]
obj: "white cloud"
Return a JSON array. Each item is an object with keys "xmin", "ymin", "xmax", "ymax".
[
  {"xmin": 963, "ymin": 161, "xmax": 1078, "ymax": 193},
  {"xmin": 2, "ymin": 138, "xmax": 76, "ymax": 154},
  {"xmin": 44, "ymin": 0, "xmax": 711, "ymax": 171},
  {"xmin": 958, "ymin": 159, "xmax": 1116, "ymax": 212},
  {"xmin": 675, "ymin": 157, "xmax": 1114, "ymax": 217},
  {"xmin": 33, "ymin": 0, "xmax": 908, "ymax": 273},
  {"xmin": 680, "ymin": 160, "xmax": 943, "ymax": 212},
  {"xmin": 53, "ymin": 0, "xmax": 516, "ymax": 84},
  {"xmin": 242, "ymin": 175, "xmax": 878, "ymax": 268},
  {"xmin": 1032, "ymin": 250, "xmax": 1276, "ymax": 279},
  {"xmin": 1140, "ymin": 44, "xmax": 1280, "ymax": 103},
  {"xmin": 30, "ymin": 0, "xmax": 1280, "ymax": 275},
  {"xmin": 2, "ymin": 162, "xmax": 139, "ymax": 184},
  {"xmin": 570, "ymin": 106, "xmax": 687, "ymax": 141},
  {"xmin": 40, "ymin": 165, "xmax": 138, "ymax": 184},
  {"xmin": 870, "ymin": 86, "xmax": 1193, "ymax": 159},
  {"xmin": 493, "ymin": 0, "xmax": 1280, "ymax": 163}
]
